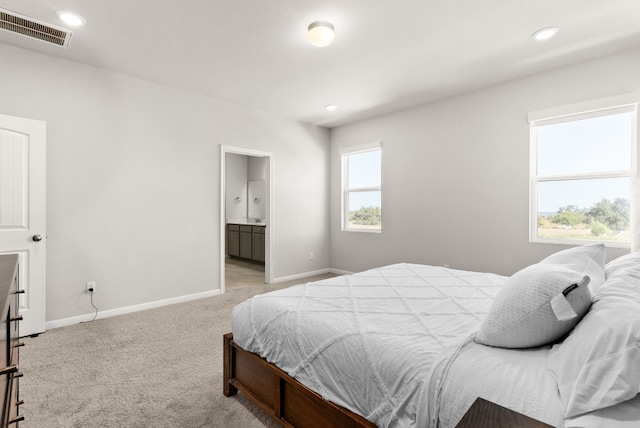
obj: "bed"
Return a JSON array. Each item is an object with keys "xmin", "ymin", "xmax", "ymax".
[{"xmin": 223, "ymin": 244, "xmax": 640, "ymax": 427}]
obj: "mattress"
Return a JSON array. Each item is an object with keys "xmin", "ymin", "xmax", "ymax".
[{"xmin": 232, "ymin": 263, "xmax": 506, "ymax": 427}]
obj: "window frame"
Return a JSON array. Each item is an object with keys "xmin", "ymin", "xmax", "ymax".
[
  {"xmin": 528, "ymin": 95, "xmax": 639, "ymax": 247},
  {"xmin": 340, "ymin": 141, "xmax": 382, "ymax": 233}
]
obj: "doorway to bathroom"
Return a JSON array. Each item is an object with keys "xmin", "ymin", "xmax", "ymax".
[{"xmin": 220, "ymin": 145, "xmax": 273, "ymax": 293}]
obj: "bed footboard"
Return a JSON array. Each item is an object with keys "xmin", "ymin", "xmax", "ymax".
[{"xmin": 223, "ymin": 332, "xmax": 376, "ymax": 428}]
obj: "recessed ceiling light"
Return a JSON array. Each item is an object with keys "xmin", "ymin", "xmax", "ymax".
[
  {"xmin": 308, "ymin": 21, "xmax": 335, "ymax": 47},
  {"xmin": 325, "ymin": 104, "xmax": 338, "ymax": 112},
  {"xmin": 55, "ymin": 10, "xmax": 86, "ymax": 27},
  {"xmin": 532, "ymin": 27, "xmax": 558, "ymax": 41}
]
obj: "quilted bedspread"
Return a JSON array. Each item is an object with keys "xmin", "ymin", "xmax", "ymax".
[{"xmin": 232, "ymin": 263, "xmax": 507, "ymax": 427}]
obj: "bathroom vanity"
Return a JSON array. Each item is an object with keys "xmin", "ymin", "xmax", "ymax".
[{"xmin": 227, "ymin": 222, "xmax": 266, "ymax": 263}]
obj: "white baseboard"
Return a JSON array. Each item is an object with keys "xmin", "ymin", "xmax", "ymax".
[
  {"xmin": 330, "ymin": 268, "xmax": 353, "ymax": 276},
  {"xmin": 47, "ymin": 267, "xmax": 353, "ymax": 330},
  {"xmin": 272, "ymin": 268, "xmax": 331, "ymax": 283},
  {"xmin": 46, "ymin": 289, "xmax": 221, "ymax": 330},
  {"xmin": 272, "ymin": 268, "xmax": 353, "ymax": 284}
]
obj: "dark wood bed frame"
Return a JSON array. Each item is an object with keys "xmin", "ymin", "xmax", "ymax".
[{"xmin": 223, "ymin": 332, "xmax": 376, "ymax": 428}]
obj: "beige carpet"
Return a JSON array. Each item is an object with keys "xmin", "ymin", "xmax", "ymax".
[{"xmin": 21, "ymin": 273, "xmax": 335, "ymax": 428}]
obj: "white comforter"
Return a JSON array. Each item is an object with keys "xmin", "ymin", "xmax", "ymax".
[{"xmin": 232, "ymin": 263, "xmax": 506, "ymax": 427}]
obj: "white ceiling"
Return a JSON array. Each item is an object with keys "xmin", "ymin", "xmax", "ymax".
[{"xmin": 2, "ymin": 0, "xmax": 640, "ymax": 128}]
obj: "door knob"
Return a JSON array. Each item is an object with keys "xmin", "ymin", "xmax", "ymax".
[{"xmin": 32, "ymin": 234, "xmax": 43, "ymax": 242}]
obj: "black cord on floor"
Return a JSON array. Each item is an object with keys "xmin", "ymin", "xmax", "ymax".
[{"xmin": 81, "ymin": 291, "xmax": 99, "ymax": 323}]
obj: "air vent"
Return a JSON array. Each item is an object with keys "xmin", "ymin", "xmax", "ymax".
[{"xmin": 0, "ymin": 8, "xmax": 72, "ymax": 48}]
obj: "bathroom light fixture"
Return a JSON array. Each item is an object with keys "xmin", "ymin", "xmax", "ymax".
[
  {"xmin": 325, "ymin": 104, "xmax": 339, "ymax": 112},
  {"xmin": 532, "ymin": 27, "xmax": 558, "ymax": 41},
  {"xmin": 55, "ymin": 10, "xmax": 85, "ymax": 27},
  {"xmin": 307, "ymin": 21, "xmax": 334, "ymax": 47}
]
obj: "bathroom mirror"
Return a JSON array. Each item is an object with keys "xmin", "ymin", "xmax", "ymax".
[{"xmin": 248, "ymin": 179, "xmax": 265, "ymax": 221}]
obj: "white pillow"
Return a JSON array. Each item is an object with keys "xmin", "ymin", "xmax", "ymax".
[
  {"xmin": 540, "ymin": 243, "xmax": 606, "ymax": 293},
  {"xmin": 475, "ymin": 264, "xmax": 592, "ymax": 348},
  {"xmin": 548, "ymin": 269, "xmax": 640, "ymax": 418},
  {"xmin": 475, "ymin": 244, "xmax": 604, "ymax": 349},
  {"xmin": 605, "ymin": 251, "xmax": 640, "ymax": 279}
]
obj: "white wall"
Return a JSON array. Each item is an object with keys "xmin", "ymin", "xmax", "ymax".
[
  {"xmin": 0, "ymin": 44, "xmax": 331, "ymax": 323},
  {"xmin": 330, "ymin": 47, "xmax": 640, "ymax": 276}
]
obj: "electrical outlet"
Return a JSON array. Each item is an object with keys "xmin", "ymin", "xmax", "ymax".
[
  {"xmin": 86, "ymin": 281, "xmax": 96, "ymax": 293},
  {"xmin": 309, "ymin": 252, "xmax": 314, "ymax": 260}
]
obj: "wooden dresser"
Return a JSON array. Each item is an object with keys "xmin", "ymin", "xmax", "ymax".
[{"xmin": 0, "ymin": 255, "xmax": 23, "ymax": 427}]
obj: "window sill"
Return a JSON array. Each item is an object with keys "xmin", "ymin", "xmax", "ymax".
[
  {"xmin": 530, "ymin": 237, "xmax": 630, "ymax": 248},
  {"xmin": 342, "ymin": 228, "xmax": 382, "ymax": 234}
]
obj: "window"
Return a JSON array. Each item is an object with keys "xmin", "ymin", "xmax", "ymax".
[
  {"xmin": 529, "ymin": 99, "xmax": 638, "ymax": 246},
  {"xmin": 341, "ymin": 142, "xmax": 382, "ymax": 232}
]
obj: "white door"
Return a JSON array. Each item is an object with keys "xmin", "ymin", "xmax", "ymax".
[{"xmin": 0, "ymin": 114, "xmax": 46, "ymax": 336}]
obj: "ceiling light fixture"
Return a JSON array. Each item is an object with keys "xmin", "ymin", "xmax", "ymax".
[
  {"xmin": 55, "ymin": 10, "xmax": 86, "ymax": 27},
  {"xmin": 325, "ymin": 104, "xmax": 338, "ymax": 112},
  {"xmin": 532, "ymin": 27, "xmax": 558, "ymax": 41},
  {"xmin": 307, "ymin": 21, "xmax": 334, "ymax": 47}
]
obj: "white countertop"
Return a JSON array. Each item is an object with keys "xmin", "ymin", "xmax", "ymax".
[{"xmin": 227, "ymin": 219, "xmax": 266, "ymax": 227}]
